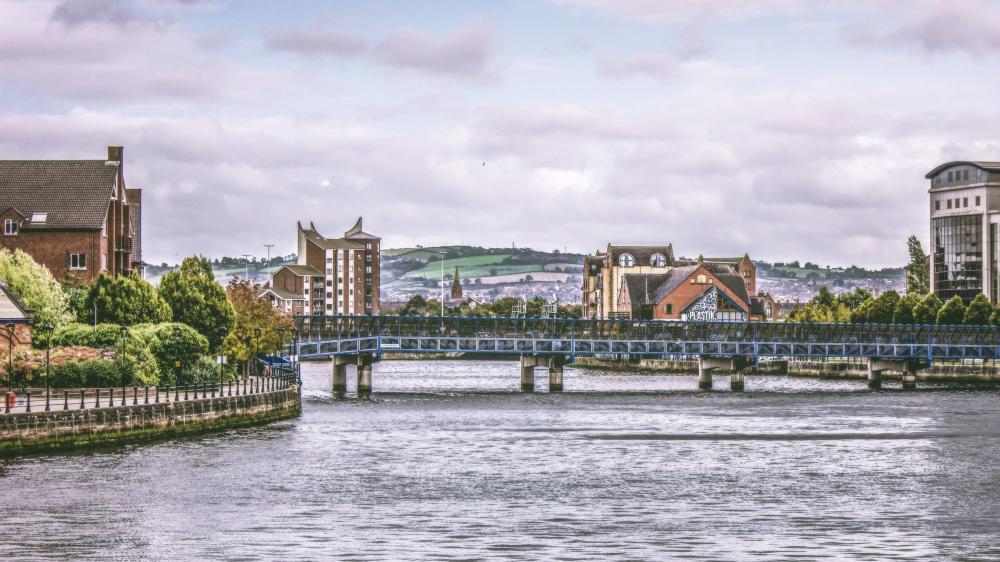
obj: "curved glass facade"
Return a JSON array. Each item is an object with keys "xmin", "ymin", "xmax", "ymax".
[{"xmin": 933, "ymin": 214, "xmax": 983, "ymax": 302}]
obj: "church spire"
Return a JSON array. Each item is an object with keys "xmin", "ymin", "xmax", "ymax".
[{"xmin": 450, "ymin": 266, "xmax": 463, "ymax": 300}]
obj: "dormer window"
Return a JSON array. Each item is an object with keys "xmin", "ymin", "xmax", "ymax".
[
  {"xmin": 3, "ymin": 219, "xmax": 18, "ymax": 236},
  {"xmin": 650, "ymin": 253, "xmax": 667, "ymax": 267},
  {"xmin": 30, "ymin": 212, "xmax": 47, "ymax": 224},
  {"xmin": 618, "ymin": 253, "xmax": 635, "ymax": 267}
]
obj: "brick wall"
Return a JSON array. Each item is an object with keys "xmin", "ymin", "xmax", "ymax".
[
  {"xmin": 653, "ymin": 265, "xmax": 750, "ymax": 320},
  {"xmin": 0, "ymin": 221, "xmax": 101, "ymax": 282}
]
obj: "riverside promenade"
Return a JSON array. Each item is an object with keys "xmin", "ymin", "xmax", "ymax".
[{"xmin": 0, "ymin": 370, "xmax": 301, "ymax": 456}]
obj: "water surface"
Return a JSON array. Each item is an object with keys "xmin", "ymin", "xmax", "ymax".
[{"xmin": 2, "ymin": 360, "xmax": 999, "ymax": 561}]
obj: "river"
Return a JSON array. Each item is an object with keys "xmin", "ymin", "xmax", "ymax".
[{"xmin": 3, "ymin": 360, "xmax": 1000, "ymax": 561}]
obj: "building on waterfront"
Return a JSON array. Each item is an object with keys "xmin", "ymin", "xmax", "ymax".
[
  {"xmin": 0, "ymin": 278, "xmax": 33, "ymax": 353},
  {"xmin": 926, "ymin": 161, "xmax": 1000, "ymax": 303},
  {"xmin": 582, "ymin": 244, "xmax": 771, "ymax": 320},
  {"xmin": 260, "ymin": 218, "xmax": 380, "ymax": 315},
  {"xmin": 0, "ymin": 146, "xmax": 140, "ymax": 281}
]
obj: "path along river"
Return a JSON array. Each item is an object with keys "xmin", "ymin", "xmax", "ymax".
[{"xmin": 2, "ymin": 360, "xmax": 1000, "ymax": 561}]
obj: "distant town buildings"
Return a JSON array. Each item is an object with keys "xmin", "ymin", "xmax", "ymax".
[
  {"xmin": 259, "ymin": 218, "xmax": 380, "ymax": 315},
  {"xmin": 927, "ymin": 160, "xmax": 1000, "ymax": 303},
  {"xmin": 582, "ymin": 244, "xmax": 774, "ymax": 321},
  {"xmin": 0, "ymin": 146, "xmax": 141, "ymax": 281}
]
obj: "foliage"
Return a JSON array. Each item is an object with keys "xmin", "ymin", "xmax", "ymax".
[
  {"xmin": 892, "ymin": 294, "xmax": 918, "ymax": 324},
  {"xmin": 181, "ymin": 355, "xmax": 236, "ymax": 385},
  {"xmin": 159, "ymin": 257, "xmax": 235, "ymax": 351},
  {"xmin": 130, "ymin": 323, "xmax": 210, "ymax": 385},
  {"xmin": 905, "ymin": 235, "xmax": 930, "ymax": 296},
  {"xmin": 85, "ymin": 272, "xmax": 172, "ymax": 326},
  {"xmin": 0, "ymin": 249, "xmax": 72, "ymax": 341},
  {"xmin": 991, "ymin": 304, "xmax": 1000, "ymax": 326},
  {"xmin": 913, "ymin": 293, "xmax": 942, "ymax": 324},
  {"xmin": 119, "ymin": 331, "xmax": 160, "ymax": 386},
  {"xmin": 50, "ymin": 323, "xmax": 126, "ymax": 348},
  {"xmin": 48, "ymin": 360, "xmax": 120, "ymax": 388},
  {"xmin": 223, "ymin": 279, "xmax": 294, "ymax": 365},
  {"xmin": 963, "ymin": 293, "xmax": 992, "ymax": 325},
  {"xmin": 786, "ymin": 286, "xmax": 853, "ymax": 323},
  {"xmin": 851, "ymin": 290, "xmax": 900, "ymax": 324},
  {"xmin": 66, "ymin": 285, "xmax": 91, "ymax": 324},
  {"xmin": 936, "ymin": 296, "xmax": 966, "ymax": 325}
]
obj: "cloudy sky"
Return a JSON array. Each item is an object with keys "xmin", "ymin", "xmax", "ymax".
[{"xmin": 2, "ymin": 0, "xmax": 999, "ymax": 267}]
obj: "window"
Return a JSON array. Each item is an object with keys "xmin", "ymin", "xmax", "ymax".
[
  {"xmin": 947, "ymin": 199, "xmax": 953, "ymax": 209},
  {"xmin": 665, "ymin": 304, "xmax": 673, "ymax": 314},
  {"xmin": 933, "ymin": 214, "xmax": 983, "ymax": 302},
  {"xmin": 964, "ymin": 197, "xmax": 969, "ymax": 207},
  {"xmin": 948, "ymin": 171, "xmax": 954, "ymax": 181},
  {"xmin": 3, "ymin": 219, "xmax": 17, "ymax": 236},
  {"xmin": 696, "ymin": 274, "xmax": 707, "ymax": 284},
  {"xmin": 964, "ymin": 170, "xmax": 969, "ymax": 180},
  {"xmin": 337, "ymin": 277, "xmax": 343, "ymax": 283},
  {"xmin": 618, "ymin": 253, "xmax": 635, "ymax": 267},
  {"xmin": 101, "ymin": 254, "xmax": 107, "ymax": 271},
  {"xmin": 70, "ymin": 253, "xmax": 87, "ymax": 270},
  {"xmin": 338, "ymin": 289, "xmax": 343, "ymax": 295},
  {"xmin": 650, "ymin": 253, "xmax": 667, "ymax": 267},
  {"xmin": 935, "ymin": 200, "xmax": 940, "ymax": 211},
  {"xmin": 30, "ymin": 212, "xmax": 47, "ymax": 224},
  {"xmin": 976, "ymin": 196, "xmax": 981, "ymax": 206}
]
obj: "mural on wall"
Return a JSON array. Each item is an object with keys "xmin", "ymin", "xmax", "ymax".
[{"xmin": 683, "ymin": 287, "xmax": 746, "ymax": 322}]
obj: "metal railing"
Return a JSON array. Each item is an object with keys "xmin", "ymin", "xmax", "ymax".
[{"xmin": 3, "ymin": 369, "xmax": 297, "ymax": 415}]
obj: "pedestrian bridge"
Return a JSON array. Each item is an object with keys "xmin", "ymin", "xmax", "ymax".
[{"xmin": 291, "ymin": 315, "xmax": 1000, "ymax": 394}]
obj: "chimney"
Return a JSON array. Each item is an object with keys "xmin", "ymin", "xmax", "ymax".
[{"xmin": 107, "ymin": 146, "xmax": 123, "ymax": 162}]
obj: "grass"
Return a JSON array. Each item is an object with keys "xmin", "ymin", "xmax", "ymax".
[{"xmin": 401, "ymin": 254, "xmax": 515, "ymax": 278}]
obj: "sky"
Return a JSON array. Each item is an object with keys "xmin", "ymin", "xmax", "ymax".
[{"xmin": 2, "ymin": 0, "xmax": 1000, "ymax": 267}]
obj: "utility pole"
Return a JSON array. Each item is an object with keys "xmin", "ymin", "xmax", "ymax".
[
  {"xmin": 263, "ymin": 244, "xmax": 275, "ymax": 281},
  {"xmin": 241, "ymin": 254, "xmax": 252, "ymax": 282}
]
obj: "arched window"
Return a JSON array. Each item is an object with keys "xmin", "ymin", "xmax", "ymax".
[
  {"xmin": 618, "ymin": 253, "xmax": 635, "ymax": 267},
  {"xmin": 650, "ymin": 253, "xmax": 667, "ymax": 267}
]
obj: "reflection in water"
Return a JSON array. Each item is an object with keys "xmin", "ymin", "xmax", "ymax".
[{"xmin": 2, "ymin": 360, "xmax": 1000, "ymax": 560}]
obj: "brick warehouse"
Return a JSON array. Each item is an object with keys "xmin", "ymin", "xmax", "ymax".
[
  {"xmin": 0, "ymin": 146, "xmax": 141, "ymax": 282},
  {"xmin": 259, "ymin": 218, "xmax": 380, "ymax": 316}
]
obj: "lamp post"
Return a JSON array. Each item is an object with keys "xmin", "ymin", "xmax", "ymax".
[
  {"xmin": 173, "ymin": 325, "xmax": 183, "ymax": 387},
  {"xmin": 44, "ymin": 322, "xmax": 52, "ymax": 412},
  {"xmin": 5, "ymin": 321, "xmax": 13, "ymax": 391},
  {"xmin": 253, "ymin": 327, "xmax": 261, "ymax": 379},
  {"xmin": 119, "ymin": 324, "xmax": 129, "ymax": 406},
  {"xmin": 218, "ymin": 325, "xmax": 228, "ymax": 394}
]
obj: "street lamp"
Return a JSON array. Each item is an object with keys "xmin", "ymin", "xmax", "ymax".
[
  {"xmin": 44, "ymin": 322, "xmax": 53, "ymax": 412},
  {"xmin": 253, "ymin": 327, "xmax": 262, "ymax": 378},
  {"xmin": 120, "ymin": 324, "xmax": 129, "ymax": 406},
  {"xmin": 218, "ymin": 325, "xmax": 228, "ymax": 394},
  {"xmin": 173, "ymin": 325, "xmax": 183, "ymax": 387},
  {"xmin": 5, "ymin": 321, "xmax": 13, "ymax": 391}
]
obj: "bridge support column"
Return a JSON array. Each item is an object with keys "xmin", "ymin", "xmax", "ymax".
[
  {"xmin": 357, "ymin": 355, "xmax": 373, "ymax": 399},
  {"xmin": 520, "ymin": 356, "xmax": 538, "ymax": 393},
  {"xmin": 867, "ymin": 364, "xmax": 882, "ymax": 389},
  {"xmin": 867, "ymin": 359, "xmax": 926, "ymax": 390},
  {"xmin": 902, "ymin": 366, "xmax": 917, "ymax": 391},
  {"xmin": 332, "ymin": 356, "xmax": 350, "ymax": 398},
  {"xmin": 548, "ymin": 356, "xmax": 564, "ymax": 392},
  {"xmin": 697, "ymin": 363, "xmax": 713, "ymax": 390},
  {"xmin": 730, "ymin": 370, "xmax": 745, "ymax": 393}
]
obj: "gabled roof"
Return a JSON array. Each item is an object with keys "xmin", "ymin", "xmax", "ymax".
[
  {"xmin": 344, "ymin": 216, "xmax": 380, "ymax": 240},
  {"xmin": 279, "ymin": 264, "xmax": 323, "ymax": 277},
  {"xmin": 622, "ymin": 273, "xmax": 670, "ymax": 306},
  {"xmin": 258, "ymin": 287, "xmax": 306, "ymax": 301},
  {"xmin": 0, "ymin": 278, "xmax": 33, "ymax": 321},
  {"xmin": 925, "ymin": 161, "xmax": 1000, "ymax": 179},
  {"xmin": 0, "ymin": 160, "xmax": 118, "ymax": 230},
  {"xmin": 299, "ymin": 225, "xmax": 365, "ymax": 251},
  {"xmin": 652, "ymin": 265, "xmax": 699, "ymax": 303},
  {"xmin": 681, "ymin": 285, "xmax": 748, "ymax": 314},
  {"xmin": 608, "ymin": 244, "xmax": 674, "ymax": 266}
]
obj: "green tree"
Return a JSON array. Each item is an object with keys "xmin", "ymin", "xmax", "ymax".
[
  {"xmin": 222, "ymin": 279, "xmax": 293, "ymax": 372},
  {"xmin": 936, "ymin": 296, "xmax": 966, "ymax": 325},
  {"xmin": 905, "ymin": 235, "xmax": 930, "ymax": 296},
  {"xmin": 85, "ymin": 272, "xmax": 172, "ymax": 326},
  {"xmin": 892, "ymin": 294, "xmax": 917, "ymax": 324},
  {"xmin": 963, "ymin": 293, "xmax": 992, "ymax": 325},
  {"xmin": 913, "ymin": 293, "xmax": 943, "ymax": 324},
  {"xmin": 990, "ymin": 303, "xmax": 1000, "ymax": 326},
  {"xmin": 159, "ymin": 257, "xmax": 236, "ymax": 351},
  {"xmin": 0, "ymin": 249, "xmax": 72, "ymax": 340},
  {"xmin": 852, "ymin": 290, "xmax": 899, "ymax": 323}
]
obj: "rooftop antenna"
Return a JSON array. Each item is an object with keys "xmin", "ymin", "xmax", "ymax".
[
  {"xmin": 263, "ymin": 244, "xmax": 275, "ymax": 280},
  {"xmin": 241, "ymin": 254, "xmax": 252, "ymax": 281}
]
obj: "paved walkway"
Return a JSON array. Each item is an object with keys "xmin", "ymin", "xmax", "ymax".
[{"xmin": 2, "ymin": 377, "xmax": 283, "ymax": 415}]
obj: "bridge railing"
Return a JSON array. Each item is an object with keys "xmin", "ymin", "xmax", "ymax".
[{"xmin": 292, "ymin": 315, "xmax": 1000, "ymax": 347}]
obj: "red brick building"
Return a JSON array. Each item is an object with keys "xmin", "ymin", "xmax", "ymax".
[
  {"xmin": 261, "ymin": 218, "xmax": 380, "ymax": 316},
  {"xmin": 0, "ymin": 146, "xmax": 140, "ymax": 282}
]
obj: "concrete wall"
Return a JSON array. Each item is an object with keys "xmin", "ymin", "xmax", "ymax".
[{"xmin": 0, "ymin": 387, "xmax": 301, "ymax": 456}]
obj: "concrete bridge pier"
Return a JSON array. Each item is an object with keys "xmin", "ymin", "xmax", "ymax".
[
  {"xmin": 548, "ymin": 356, "xmax": 565, "ymax": 392},
  {"xmin": 867, "ymin": 359, "xmax": 925, "ymax": 390},
  {"xmin": 698, "ymin": 357, "xmax": 752, "ymax": 391},
  {"xmin": 332, "ymin": 356, "xmax": 350, "ymax": 398},
  {"xmin": 357, "ymin": 355, "xmax": 374, "ymax": 399},
  {"xmin": 520, "ymin": 356, "xmax": 541, "ymax": 392}
]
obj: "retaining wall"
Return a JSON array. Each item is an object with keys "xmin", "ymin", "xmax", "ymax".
[{"xmin": 0, "ymin": 387, "xmax": 301, "ymax": 456}]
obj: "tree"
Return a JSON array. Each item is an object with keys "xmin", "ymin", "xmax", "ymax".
[
  {"xmin": 159, "ymin": 257, "xmax": 236, "ymax": 351},
  {"xmin": 892, "ymin": 294, "xmax": 918, "ymax": 324},
  {"xmin": 905, "ymin": 235, "xmax": 930, "ymax": 296},
  {"xmin": 852, "ymin": 290, "xmax": 899, "ymax": 323},
  {"xmin": 222, "ymin": 279, "xmax": 293, "ymax": 372},
  {"xmin": 84, "ymin": 272, "xmax": 172, "ymax": 326},
  {"xmin": 990, "ymin": 303, "xmax": 1000, "ymax": 326},
  {"xmin": 0, "ymin": 249, "xmax": 72, "ymax": 340},
  {"xmin": 936, "ymin": 296, "xmax": 966, "ymax": 325},
  {"xmin": 963, "ymin": 293, "xmax": 992, "ymax": 325},
  {"xmin": 913, "ymin": 293, "xmax": 942, "ymax": 324}
]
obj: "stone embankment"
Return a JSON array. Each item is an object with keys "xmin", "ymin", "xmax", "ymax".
[{"xmin": 0, "ymin": 386, "xmax": 301, "ymax": 456}]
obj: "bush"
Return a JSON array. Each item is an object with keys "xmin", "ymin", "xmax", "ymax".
[
  {"xmin": 49, "ymin": 360, "xmax": 120, "ymax": 388},
  {"xmin": 131, "ymin": 323, "xmax": 210, "ymax": 385},
  {"xmin": 50, "ymin": 323, "xmax": 127, "ymax": 349},
  {"xmin": 182, "ymin": 355, "xmax": 236, "ymax": 385}
]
